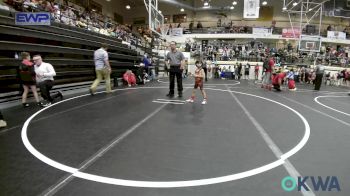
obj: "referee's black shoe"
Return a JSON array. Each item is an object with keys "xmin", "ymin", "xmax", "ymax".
[{"xmin": 166, "ymin": 93, "xmax": 174, "ymax": 98}]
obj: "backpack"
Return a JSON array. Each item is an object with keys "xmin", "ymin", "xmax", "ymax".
[{"xmin": 18, "ymin": 64, "xmax": 35, "ymax": 82}]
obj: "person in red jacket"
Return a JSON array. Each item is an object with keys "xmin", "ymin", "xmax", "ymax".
[
  {"xmin": 272, "ymin": 71, "xmax": 287, "ymax": 92},
  {"xmin": 123, "ymin": 69, "xmax": 136, "ymax": 87}
]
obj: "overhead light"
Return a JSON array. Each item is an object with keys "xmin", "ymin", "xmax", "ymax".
[
  {"xmin": 230, "ymin": 6, "xmax": 234, "ymax": 10},
  {"xmin": 262, "ymin": 1, "xmax": 267, "ymax": 5},
  {"xmin": 232, "ymin": 1, "xmax": 237, "ymax": 5},
  {"xmin": 184, "ymin": 16, "xmax": 187, "ymax": 19},
  {"xmin": 106, "ymin": 0, "xmax": 110, "ymax": 2},
  {"xmin": 180, "ymin": 8, "xmax": 184, "ymax": 12},
  {"xmin": 309, "ymin": 8, "xmax": 313, "ymax": 11},
  {"xmin": 283, "ymin": 7, "xmax": 287, "ymax": 10},
  {"xmin": 204, "ymin": 2, "xmax": 209, "ymax": 6},
  {"xmin": 293, "ymin": 2, "xmax": 298, "ymax": 6},
  {"xmin": 159, "ymin": 10, "xmax": 162, "ymax": 14},
  {"xmin": 126, "ymin": 5, "xmax": 131, "ymax": 9}
]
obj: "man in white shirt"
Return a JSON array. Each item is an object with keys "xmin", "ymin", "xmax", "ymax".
[
  {"xmin": 90, "ymin": 44, "xmax": 111, "ymax": 95},
  {"xmin": 33, "ymin": 55, "xmax": 62, "ymax": 107}
]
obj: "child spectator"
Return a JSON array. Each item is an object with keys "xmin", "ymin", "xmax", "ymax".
[
  {"xmin": 287, "ymin": 69, "xmax": 296, "ymax": 91},
  {"xmin": 123, "ymin": 69, "xmax": 136, "ymax": 87}
]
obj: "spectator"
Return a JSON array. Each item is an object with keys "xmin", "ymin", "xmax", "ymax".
[
  {"xmin": 17, "ymin": 52, "xmax": 41, "ymax": 107},
  {"xmin": 197, "ymin": 21, "xmax": 203, "ymax": 29},
  {"xmin": 325, "ymin": 72, "xmax": 331, "ymax": 85},
  {"xmin": 327, "ymin": 24, "xmax": 332, "ymax": 31},
  {"xmin": 142, "ymin": 53, "xmax": 150, "ymax": 75},
  {"xmin": 287, "ymin": 69, "xmax": 296, "ymax": 90},
  {"xmin": 189, "ymin": 21, "xmax": 194, "ymax": 31},
  {"xmin": 237, "ymin": 63, "xmax": 242, "ymax": 80},
  {"xmin": 90, "ymin": 44, "xmax": 111, "ymax": 95},
  {"xmin": 244, "ymin": 63, "xmax": 250, "ymax": 79},
  {"xmin": 123, "ymin": 69, "xmax": 136, "ymax": 87},
  {"xmin": 33, "ymin": 54, "xmax": 63, "ymax": 107},
  {"xmin": 202, "ymin": 59, "xmax": 208, "ymax": 81},
  {"xmin": 254, "ymin": 64, "xmax": 259, "ymax": 80},
  {"xmin": 261, "ymin": 56, "xmax": 274, "ymax": 90}
]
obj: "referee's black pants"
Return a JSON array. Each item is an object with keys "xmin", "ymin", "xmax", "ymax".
[
  {"xmin": 39, "ymin": 80, "xmax": 60, "ymax": 102},
  {"xmin": 169, "ymin": 66, "xmax": 183, "ymax": 95},
  {"xmin": 314, "ymin": 74, "xmax": 323, "ymax": 90}
]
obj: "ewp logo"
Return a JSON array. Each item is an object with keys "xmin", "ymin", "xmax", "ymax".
[
  {"xmin": 281, "ymin": 176, "xmax": 341, "ymax": 192},
  {"xmin": 15, "ymin": 12, "xmax": 51, "ymax": 26}
]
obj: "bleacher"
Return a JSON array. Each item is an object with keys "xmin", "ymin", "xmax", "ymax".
[{"xmin": 0, "ymin": 9, "xmax": 148, "ymax": 103}]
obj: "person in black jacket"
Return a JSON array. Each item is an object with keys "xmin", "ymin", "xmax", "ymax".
[
  {"xmin": 17, "ymin": 52, "xmax": 41, "ymax": 107},
  {"xmin": 237, "ymin": 63, "xmax": 242, "ymax": 80},
  {"xmin": 314, "ymin": 58, "xmax": 325, "ymax": 90}
]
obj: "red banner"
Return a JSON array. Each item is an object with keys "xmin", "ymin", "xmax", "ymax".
[{"xmin": 282, "ymin": 28, "xmax": 300, "ymax": 38}]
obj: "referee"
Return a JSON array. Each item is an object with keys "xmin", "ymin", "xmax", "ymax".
[
  {"xmin": 314, "ymin": 58, "xmax": 325, "ymax": 91},
  {"xmin": 166, "ymin": 41, "xmax": 185, "ymax": 98}
]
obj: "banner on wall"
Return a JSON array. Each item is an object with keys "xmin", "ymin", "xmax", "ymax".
[
  {"xmin": 258, "ymin": 6, "xmax": 273, "ymax": 21},
  {"xmin": 244, "ymin": 0, "xmax": 260, "ymax": 18},
  {"xmin": 327, "ymin": 31, "xmax": 346, "ymax": 40},
  {"xmin": 282, "ymin": 28, "xmax": 301, "ymax": 38},
  {"xmin": 170, "ymin": 28, "xmax": 183, "ymax": 36},
  {"xmin": 252, "ymin": 27, "xmax": 272, "ymax": 35}
]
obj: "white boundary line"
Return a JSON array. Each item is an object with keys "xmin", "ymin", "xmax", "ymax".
[
  {"xmin": 294, "ymin": 89, "xmax": 347, "ymax": 94},
  {"xmin": 152, "ymin": 101, "xmax": 185, "ymax": 104},
  {"xmin": 226, "ymin": 86, "xmax": 314, "ymax": 196},
  {"xmin": 157, "ymin": 79, "xmax": 241, "ymax": 86},
  {"xmin": 155, "ymin": 99, "xmax": 186, "ymax": 103},
  {"xmin": 314, "ymin": 95, "xmax": 350, "ymax": 117},
  {"xmin": 22, "ymin": 87, "xmax": 310, "ymax": 188},
  {"xmin": 280, "ymin": 95, "xmax": 350, "ymax": 127}
]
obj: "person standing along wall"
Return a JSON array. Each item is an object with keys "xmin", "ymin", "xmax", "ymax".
[
  {"xmin": 202, "ymin": 59, "xmax": 208, "ymax": 82},
  {"xmin": 166, "ymin": 41, "xmax": 185, "ymax": 98},
  {"xmin": 90, "ymin": 44, "xmax": 111, "ymax": 95},
  {"xmin": 261, "ymin": 55, "xmax": 274, "ymax": 90},
  {"xmin": 244, "ymin": 63, "xmax": 251, "ymax": 80},
  {"xmin": 254, "ymin": 64, "xmax": 259, "ymax": 80}
]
